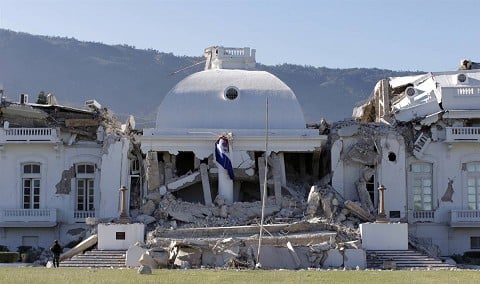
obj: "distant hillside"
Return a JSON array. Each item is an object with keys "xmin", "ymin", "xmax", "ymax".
[{"xmin": 0, "ymin": 29, "xmax": 419, "ymax": 126}]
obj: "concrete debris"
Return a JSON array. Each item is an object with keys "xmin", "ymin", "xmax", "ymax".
[
  {"xmin": 343, "ymin": 141, "xmax": 378, "ymax": 165},
  {"xmin": 306, "ymin": 186, "xmax": 321, "ymax": 217},
  {"xmin": 146, "ymin": 191, "xmax": 162, "ymax": 205},
  {"xmin": 286, "ymin": 241, "xmax": 301, "ymax": 268},
  {"xmin": 458, "ymin": 59, "xmax": 480, "ymax": 70},
  {"xmin": 355, "ymin": 171, "xmax": 375, "ymax": 213},
  {"xmin": 139, "ymin": 251, "xmax": 158, "ymax": 269},
  {"xmin": 126, "ymin": 125, "xmax": 371, "ymax": 270},
  {"xmin": 136, "ymin": 214, "xmax": 157, "ymax": 225},
  {"xmin": 344, "ymin": 200, "xmax": 374, "ymax": 222},
  {"xmin": 343, "ymin": 249, "xmax": 367, "ymax": 269},
  {"xmin": 126, "ymin": 243, "xmax": 147, "ymax": 267},
  {"xmin": 173, "ymin": 247, "xmax": 202, "ymax": 268},
  {"xmin": 150, "ymin": 249, "xmax": 169, "ymax": 268},
  {"xmin": 140, "ymin": 200, "xmax": 156, "ymax": 216},
  {"xmin": 137, "ymin": 265, "xmax": 152, "ymax": 274},
  {"xmin": 146, "ymin": 152, "xmax": 160, "ymax": 192}
]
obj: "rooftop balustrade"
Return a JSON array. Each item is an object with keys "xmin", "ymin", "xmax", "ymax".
[
  {"xmin": 445, "ymin": 127, "xmax": 480, "ymax": 142},
  {"xmin": 0, "ymin": 127, "xmax": 59, "ymax": 143}
]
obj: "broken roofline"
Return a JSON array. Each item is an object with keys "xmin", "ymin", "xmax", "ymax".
[
  {"xmin": 388, "ymin": 69, "xmax": 480, "ymax": 90},
  {"xmin": 28, "ymin": 102, "xmax": 99, "ymax": 114}
]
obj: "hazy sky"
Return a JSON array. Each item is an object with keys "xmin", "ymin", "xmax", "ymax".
[{"xmin": 0, "ymin": 0, "xmax": 478, "ymax": 71}]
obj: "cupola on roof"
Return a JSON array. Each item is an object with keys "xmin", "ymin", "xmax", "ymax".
[{"xmin": 155, "ymin": 47, "xmax": 307, "ymax": 130}]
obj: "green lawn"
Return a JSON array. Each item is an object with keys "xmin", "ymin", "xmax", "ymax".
[{"xmin": 0, "ymin": 267, "xmax": 477, "ymax": 284}]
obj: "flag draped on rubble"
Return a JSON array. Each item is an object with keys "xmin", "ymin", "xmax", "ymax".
[{"xmin": 215, "ymin": 136, "xmax": 234, "ymax": 180}]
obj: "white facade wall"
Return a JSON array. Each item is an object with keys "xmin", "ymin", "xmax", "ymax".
[
  {"xmin": 0, "ymin": 228, "xmax": 56, "ymax": 251},
  {"xmin": 379, "ymin": 137, "xmax": 407, "ymax": 218},
  {"xmin": 360, "ymin": 223, "xmax": 408, "ymax": 250},
  {"xmin": 97, "ymin": 223, "xmax": 145, "ymax": 250},
  {"xmin": 98, "ymin": 138, "xmax": 130, "ymax": 218},
  {"xmin": 0, "ymin": 138, "xmax": 130, "ymax": 250},
  {"xmin": 409, "ymin": 141, "xmax": 480, "ymax": 255}
]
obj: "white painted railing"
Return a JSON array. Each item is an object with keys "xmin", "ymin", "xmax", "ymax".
[
  {"xmin": 0, "ymin": 208, "xmax": 57, "ymax": 222},
  {"xmin": 411, "ymin": 210, "xmax": 435, "ymax": 222},
  {"xmin": 223, "ymin": 48, "xmax": 245, "ymax": 57},
  {"xmin": 446, "ymin": 127, "xmax": 480, "ymax": 142},
  {"xmin": 451, "ymin": 210, "xmax": 480, "ymax": 224},
  {"xmin": 74, "ymin": 211, "xmax": 95, "ymax": 222},
  {"xmin": 0, "ymin": 128, "xmax": 58, "ymax": 142}
]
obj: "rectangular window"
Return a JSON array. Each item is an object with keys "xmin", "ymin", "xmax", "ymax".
[
  {"xmin": 76, "ymin": 163, "xmax": 95, "ymax": 212},
  {"xmin": 77, "ymin": 178, "xmax": 94, "ymax": 211},
  {"xmin": 76, "ymin": 163, "xmax": 95, "ymax": 175},
  {"xmin": 22, "ymin": 163, "xmax": 41, "ymax": 209},
  {"xmin": 466, "ymin": 162, "xmax": 480, "ymax": 210},
  {"xmin": 411, "ymin": 162, "xmax": 433, "ymax": 210},
  {"xmin": 471, "ymin": 237, "xmax": 480, "ymax": 249}
]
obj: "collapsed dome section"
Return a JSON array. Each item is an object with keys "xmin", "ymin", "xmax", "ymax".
[{"xmin": 156, "ymin": 69, "xmax": 307, "ymax": 130}]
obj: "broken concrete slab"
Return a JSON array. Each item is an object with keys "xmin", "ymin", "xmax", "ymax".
[
  {"xmin": 344, "ymin": 200, "xmax": 374, "ymax": 222},
  {"xmin": 60, "ymin": 234, "xmax": 98, "ymax": 261},
  {"xmin": 343, "ymin": 249, "xmax": 366, "ymax": 269},
  {"xmin": 252, "ymin": 245, "xmax": 306, "ymax": 269},
  {"xmin": 166, "ymin": 171, "xmax": 201, "ymax": 192},
  {"xmin": 136, "ymin": 214, "xmax": 157, "ymax": 225},
  {"xmin": 168, "ymin": 210, "xmax": 196, "ymax": 223},
  {"xmin": 137, "ymin": 265, "xmax": 152, "ymax": 274},
  {"xmin": 139, "ymin": 252, "xmax": 158, "ymax": 269},
  {"xmin": 149, "ymin": 249, "xmax": 169, "ymax": 268},
  {"xmin": 140, "ymin": 200, "xmax": 156, "ymax": 216},
  {"xmin": 355, "ymin": 178, "xmax": 375, "ymax": 213},
  {"xmin": 306, "ymin": 185, "xmax": 321, "ymax": 217},
  {"xmin": 286, "ymin": 241, "xmax": 301, "ymax": 268},
  {"xmin": 146, "ymin": 152, "xmax": 160, "ymax": 192},
  {"xmin": 202, "ymin": 250, "xmax": 227, "ymax": 267},
  {"xmin": 146, "ymin": 191, "xmax": 162, "ymax": 205},
  {"xmin": 200, "ymin": 163, "xmax": 213, "ymax": 206},
  {"xmin": 322, "ymin": 249, "xmax": 344, "ymax": 268},
  {"xmin": 173, "ymin": 247, "xmax": 202, "ymax": 268},
  {"xmin": 126, "ymin": 244, "xmax": 148, "ymax": 267}
]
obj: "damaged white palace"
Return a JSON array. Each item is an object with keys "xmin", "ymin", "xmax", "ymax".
[{"xmin": 0, "ymin": 48, "xmax": 479, "ymax": 269}]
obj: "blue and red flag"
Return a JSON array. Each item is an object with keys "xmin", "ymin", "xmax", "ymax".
[{"xmin": 215, "ymin": 137, "xmax": 234, "ymax": 180}]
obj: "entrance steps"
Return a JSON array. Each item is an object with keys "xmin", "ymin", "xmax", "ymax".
[
  {"xmin": 60, "ymin": 249, "xmax": 126, "ymax": 268},
  {"xmin": 366, "ymin": 250, "xmax": 455, "ymax": 270}
]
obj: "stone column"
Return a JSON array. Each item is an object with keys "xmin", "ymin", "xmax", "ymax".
[
  {"xmin": 119, "ymin": 186, "xmax": 130, "ymax": 224},
  {"xmin": 376, "ymin": 185, "xmax": 389, "ymax": 223}
]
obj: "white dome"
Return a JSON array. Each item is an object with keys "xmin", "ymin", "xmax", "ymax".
[{"xmin": 156, "ymin": 69, "xmax": 307, "ymax": 130}]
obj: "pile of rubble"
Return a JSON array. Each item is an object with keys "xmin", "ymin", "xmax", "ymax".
[
  {"xmin": 134, "ymin": 191, "xmax": 303, "ymax": 229},
  {"xmin": 123, "ymin": 177, "xmax": 372, "ymax": 269}
]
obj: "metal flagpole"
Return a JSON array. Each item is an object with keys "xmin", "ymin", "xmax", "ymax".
[{"xmin": 256, "ymin": 96, "xmax": 269, "ymax": 268}]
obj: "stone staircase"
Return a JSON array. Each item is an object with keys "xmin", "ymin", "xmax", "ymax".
[
  {"xmin": 366, "ymin": 250, "xmax": 455, "ymax": 270},
  {"xmin": 60, "ymin": 249, "xmax": 126, "ymax": 268}
]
